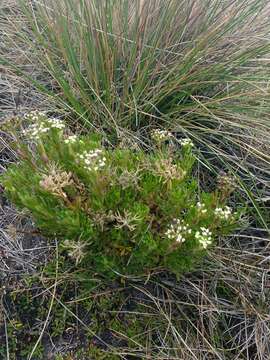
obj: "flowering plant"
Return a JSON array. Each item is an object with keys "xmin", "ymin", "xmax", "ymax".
[{"xmin": 1, "ymin": 112, "xmax": 240, "ymax": 278}]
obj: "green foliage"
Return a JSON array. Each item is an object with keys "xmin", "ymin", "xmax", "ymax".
[
  {"xmin": 1, "ymin": 112, "xmax": 240, "ymax": 278},
  {"xmin": 1, "ymin": 290, "xmax": 44, "ymax": 360}
]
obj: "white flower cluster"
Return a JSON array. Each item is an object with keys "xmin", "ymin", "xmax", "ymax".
[
  {"xmin": 22, "ymin": 112, "xmax": 65, "ymax": 141},
  {"xmin": 24, "ymin": 110, "xmax": 47, "ymax": 121},
  {"xmin": 151, "ymin": 129, "xmax": 173, "ymax": 142},
  {"xmin": 195, "ymin": 227, "xmax": 212, "ymax": 249},
  {"xmin": 64, "ymin": 135, "xmax": 78, "ymax": 144},
  {"xmin": 214, "ymin": 206, "xmax": 232, "ymax": 220},
  {"xmin": 165, "ymin": 219, "xmax": 192, "ymax": 244},
  {"xmin": 46, "ymin": 118, "xmax": 65, "ymax": 130},
  {"xmin": 179, "ymin": 138, "xmax": 194, "ymax": 147},
  {"xmin": 196, "ymin": 202, "xmax": 207, "ymax": 214},
  {"xmin": 22, "ymin": 122, "xmax": 50, "ymax": 140},
  {"xmin": 79, "ymin": 149, "xmax": 106, "ymax": 172}
]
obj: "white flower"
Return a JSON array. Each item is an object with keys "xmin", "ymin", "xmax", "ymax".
[
  {"xmin": 214, "ymin": 206, "xmax": 232, "ymax": 220},
  {"xmin": 179, "ymin": 138, "xmax": 194, "ymax": 147},
  {"xmin": 151, "ymin": 129, "xmax": 173, "ymax": 142},
  {"xmin": 23, "ymin": 112, "xmax": 65, "ymax": 141},
  {"xmin": 79, "ymin": 149, "xmax": 106, "ymax": 172},
  {"xmin": 22, "ymin": 122, "xmax": 50, "ymax": 140},
  {"xmin": 64, "ymin": 135, "xmax": 78, "ymax": 144},
  {"xmin": 24, "ymin": 110, "xmax": 46, "ymax": 120},
  {"xmin": 176, "ymin": 234, "xmax": 185, "ymax": 243},
  {"xmin": 47, "ymin": 118, "xmax": 65, "ymax": 129},
  {"xmin": 165, "ymin": 219, "xmax": 192, "ymax": 244},
  {"xmin": 195, "ymin": 227, "xmax": 212, "ymax": 249},
  {"xmin": 196, "ymin": 202, "xmax": 207, "ymax": 214}
]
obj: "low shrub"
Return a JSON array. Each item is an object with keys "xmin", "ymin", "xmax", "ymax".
[{"xmin": 1, "ymin": 112, "xmax": 240, "ymax": 278}]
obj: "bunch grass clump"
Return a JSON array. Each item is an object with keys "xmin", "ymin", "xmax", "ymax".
[
  {"xmin": 1, "ymin": 1, "xmax": 269, "ymax": 157},
  {"xmin": 1, "ymin": 112, "xmax": 241, "ymax": 278}
]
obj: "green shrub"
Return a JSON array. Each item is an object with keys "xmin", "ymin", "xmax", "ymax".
[{"xmin": 1, "ymin": 112, "xmax": 240, "ymax": 278}]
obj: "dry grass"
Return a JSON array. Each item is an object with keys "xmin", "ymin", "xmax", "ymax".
[{"xmin": 0, "ymin": 0, "xmax": 52, "ymax": 118}]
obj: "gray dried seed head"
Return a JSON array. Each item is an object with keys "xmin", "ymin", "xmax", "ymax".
[
  {"xmin": 154, "ymin": 157, "xmax": 186, "ymax": 182},
  {"xmin": 118, "ymin": 170, "xmax": 140, "ymax": 189},
  {"xmin": 39, "ymin": 169, "xmax": 73, "ymax": 196},
  {"xmin": 217, "ymin": 172, "xmax": 236, "ymax": 192}
]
